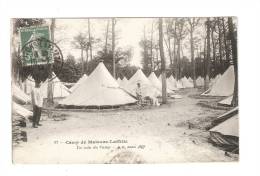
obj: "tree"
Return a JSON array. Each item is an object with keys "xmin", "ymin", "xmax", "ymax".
[
  {"xmin": 88, "ymin": 18, "xmax": 93, "ymax": 61},
  {"xmin": 58, "ymin": 54, "xmax": 81, "ymax": 83},
  {"xmin": 205, "ymin": 18, "xmax": 211, "ymax": 90},
  {"xmin": 47, "ymin": 18, "xmax": 56, "ymax": 105},
  {"xmin": 222, "ymin": 18, "xmax": 231, "ymax": 68},
  {"xmin": 171, "ymin": 18, "xmax": 188, "ymax": 80},
  {"xmin": 71, "ymin": 32, "xmax": 89, "ymax": 74},
  {"xmin": 187, "ymin": 17, "xmax": 200, "ymax": 87},
  {"xmin": 140, "ymin": 26, "xmax": 151, "ymax": 75},
  {"xmin": 210, "ymin": 20, "xmax": 217, "ymax": 76},
  {"xmin": 164, "ymin": 18, "xmax": 174, "ymax": 73},
  {"xmin": 111, "ymin": 18, "xmax": 116, "ymax": 78},
  {"xmin": 228, "ymin": 17, "xmax": 238, "ymax": 107},
  {"xmin": 159, "ymin": 18, "xmax": 167, "ymax": 104},
  {"xmin": 104, "ymin": 19, "xmax": 110, "ymax": 55},
  {"xmin": 217, "ymin": 17, "xmax": 224, "ymax": 73}
]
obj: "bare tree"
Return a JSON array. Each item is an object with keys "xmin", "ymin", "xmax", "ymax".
[
  {"xmin": 47, "ymin": 18, "xmax": 55, "ymax": 106},
  {"xmin": 159, "ymin": 18, "xmax": 167, "ymax": 104},
  {"xmin": 205, "ymin": 18, "xmax": 211, "ymax": 90},
  {"xmin": 104, "ymin": 20, "xmax": 110, "ymax": 55},
  {"xmin": 150, "ymin": 22, "xmax": 154, "ymax": 71},
  {"xmin": 111, "ymin": 18, "xmax": 116, "ymax": 77},
  {"xmin": 211, "ymin": 20, "xmax": 217, "ymax": 75},
  {"xmin": 88, "ymin": 18, "xmax": 93, "ymax": 61},
  {"xmin": 222, "ymin": 18, "xmax": 230, "ymax": 68},
  {"xmin": 72, "ymin": 33, "xmax": 88, "ymax": 74},
  {"xmin": 217, "ymin": 18, "xmax": 224, "ymax": 73},
  {"xmin": 228, "ymin": 17, "xmax": 238, "ymax": 107},
  {"xmin": 172, "ymin": 18, "xmax": 187, "ymax": 80},
  {"xmin": 164, "ymin": 18, "xmax": 174, "ymax": 72},
  {"xmin": 187, "ymin": 17, "xmax": 200, "ymax": 87}
]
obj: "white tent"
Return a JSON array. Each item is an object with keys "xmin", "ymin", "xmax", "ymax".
[
  {"xmin": 167, "ymin": 75, "xmax": 178, "ymax": 91},
  {"xmin": 12, "ymin": 83, "xmax": 31, "ymax": 104},
  {"xmin": 218, "ymin": 95, "xmax": 233, "ymax": 106},
  {"xmin": 59, "ymin": 62, "xmax": 137, "ymax": 107},
  {"xmin": 203, "ymin": 66, "xmax": 235, "ymax": 96},
  {"xmin": 176, "ymin": 80, "xmax": 184, "ymax": 89},
  {"xmin": 116, "ymin": 77, "xmax": 121, "ymax": 85},
  {"xmin": 210, "ymin": 114, "xmax": 238, "ymax": 137},
  {"xmin": 120, "ymin": 77, "xmax": 128, "ymax": 88},
  {"xmin": 181, "ymin": 77, "xmax": 194, "ymax": 88},
  {"xmin": 41, "ymin": 74, "xmax": 71, "ymax": 99},
  {"xmin": 148, "ymin": 72, "xmax": 174, "ymax": 94},
  {"xmin": 12, "ymin": 102, "xmax": 33, "ymax": 118},
  {"xmin": 70, "ymin": 74, "xmax": 88, "ymax": 92},
  {"xmin": 126, "ymin": 69, "xmax": 161, "ymax": 98},
  {"xmin": 196, "ymin": 76, "xmax": 204, "ymax": 87},
  {"xmin": 188, "ymin": 77, "xmax": 193, "ymax": 83},
  {"xmin": 209, "ymin": 74, "xmax": 221, "ymax": 88}
]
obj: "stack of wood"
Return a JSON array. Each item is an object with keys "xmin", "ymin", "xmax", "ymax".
[{"xmin": 12, "ymin": 114, "xmax": 27, "ymax": 146}]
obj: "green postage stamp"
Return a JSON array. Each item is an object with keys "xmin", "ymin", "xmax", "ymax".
[{"xmin": 19, "ymin": 26, "xmax": 53, "ymax": 66}]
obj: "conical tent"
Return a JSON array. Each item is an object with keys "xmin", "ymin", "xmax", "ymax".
[
  {"xmin": 40, "ymin": 74, "xmax": 71, "ymax": 99},
  {"xmin": 127, "ymin": 69, "xmax": 161, "ymax": 97},
  {"xmin": 59, "ymin": 62, "xmax": 137, "ymax": 107},
  {"xmin": 188, "ymin": 77, "xmax": 193, "ymax": 83},
  {"xmin": 176, "ymin": 80, "xmax": 184, "ymax": 89},
  {"xmin": 204, "ymin": 66, "xmax": 235, "ymax": 96},
  {"xmin": 148, "ymin": 72, "xmax": 173, "ymax": 94},
  {"xmin": 12, "ymin": 102, "xmax": 33, "ymax": 118},
  {"xmin": 210, "ymin": 114, "xmax": 238, "ymax": 137},
  {"xmin": 158, "ymin": 74, "xmax": 162, "ymax": 81},
  {"xmin": 12, "ymin": 83, "xmax": 31, "ymax": 104},
  {"xmin": 196, "ymin": 76, "xmax": 204, "ymax": 86},
  {"xmin": 120, "ymin": 77, "xmax": 128, "ymax": 88},
  {"xmin": 218, "ymin": 95, "xmax": 233, "ymax": 106},
  {"xmin": 209, "ymin": 74, "xmax": 221, "ymax": 88},
  {"xmin": 167, "ymin": 75, "xmax": 178, "ymax": 91},
  {"xmin": 70, "ymin": 74, "xmax": 88, "ymax": 92},
  {"xmin": 181, "ymin": 77, "xmax": 193, "ymax": 88}
]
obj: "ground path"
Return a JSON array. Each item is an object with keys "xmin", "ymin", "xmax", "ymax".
[{"xmin": 13, "ymin": 88, "xmax": 237, "ymax": 163}]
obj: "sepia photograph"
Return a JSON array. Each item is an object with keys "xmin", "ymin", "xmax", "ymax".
[{"xmin": 11, "ymin": 17, "xmax": 238, "ymax": 164}]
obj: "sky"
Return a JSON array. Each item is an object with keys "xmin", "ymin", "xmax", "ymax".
[
  {"xmin": 43, "ymin": 18, "xmax": 208, "ymax": 68},
  {"xmin": 53, "ymin": 18, "xmax": 156, "ymax": 67}
]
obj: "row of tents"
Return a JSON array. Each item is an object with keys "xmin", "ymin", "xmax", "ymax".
[{"xmin": 14, "ymin": 62, "xmax": 235, "ymax": 108}]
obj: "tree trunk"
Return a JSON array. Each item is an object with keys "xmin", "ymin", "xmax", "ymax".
[
  {"xmin": 217, "ymin": 18, "xmax": 223, "ymax": 73},
  {"xmin": 173, "ymin": 37, "xmax": 177, "ymax": 78},
  {"xmin": 228, "ymin": 17, "xmax": 238, "ymax": 107},
  {"xmin": 205, "ymin": 18, "xmax": 211, "ymax": 90},
  {"xmin": 211, "ymin": 28, "xmax": 216, "ymax": 76},
  {"xmin": 159, "ymin": 18, "xmax": 167, "ymax": 104},
  {"xmin": 104, "ymin": 20, "xmax": 109, "ymax": 55},
  {"xmin": 47, "ymin": 18, "xmax": 55, "ymax": 106},
  {"xmin": 222, "ymin": 18, "xmax": 230, "ymax": 68},
  {"xmin": 112, "ymin": 18, "xmax": 116, "ymax": 77},
  {"xmin": 177, "ymin": 39, "xmax": 181, "ymax": 80},
  {"xmin": 88, "ymin": 18, "xmax": 93, "ymax": 61},
  {"xmin": 85, "ymin": 48, "xmax": 89, "ymax": 72},
  {"xmin": 81, "ymin": 48, "xmax": 84, "ymax": 74},
  {"xmin": 190, "ymin": 27, "xmax": 196, "ymax": 87},
  {"xmin": 203, "ymin": 37, "xmax": 207, "ymax": 90},
  {"xmin": 150, "ymin": 23, "xmax": 154, "ymax": 71}
]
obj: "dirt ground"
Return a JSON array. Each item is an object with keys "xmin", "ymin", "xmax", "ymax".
[{"xmin": 13, "ymin": 88, "xmax": 238, "ymax": 164}]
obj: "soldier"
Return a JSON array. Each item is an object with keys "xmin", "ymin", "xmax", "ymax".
[{"xmin": 31, "ymin": 80, "xmax": 43, "ymax": 128}]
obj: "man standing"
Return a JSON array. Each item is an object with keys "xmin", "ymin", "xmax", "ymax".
[{"xmin": 31, "ymin": 80, "xmax": 43, "ymax": 128}]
